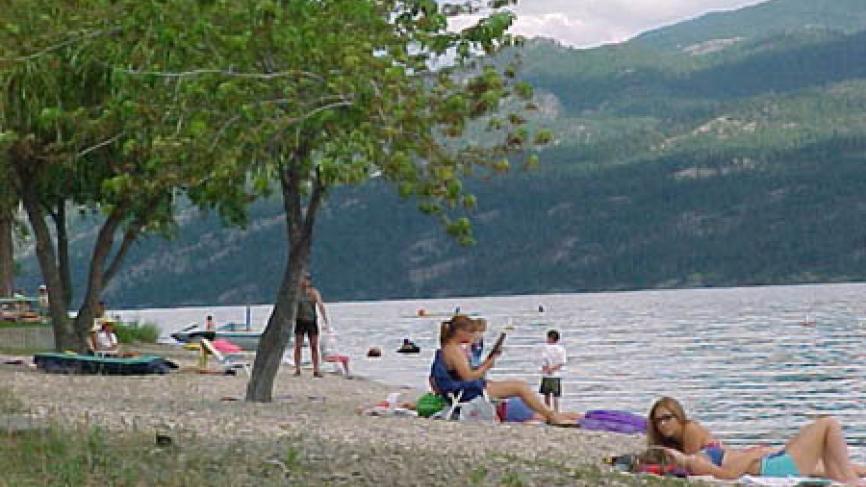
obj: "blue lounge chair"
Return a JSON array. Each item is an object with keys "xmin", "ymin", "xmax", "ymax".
[{"xmin": 429, "ymin": 349, "xmax": 489, "ymax": 420}]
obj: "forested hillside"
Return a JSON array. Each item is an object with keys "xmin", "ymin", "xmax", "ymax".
[{"xmin": 15, "ymin": 0, "xmax": 866, "ymax": 307}]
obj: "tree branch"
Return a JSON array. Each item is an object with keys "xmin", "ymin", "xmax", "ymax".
[
  {"xmin": 102, "ymin": 225, "xmax": 139, "ymax": 284},
  {"xmin": 303, "ymin": 166, "xmax": 326, "ymax": 236},
  {"xmin": 210, "ymin": 96, "xmax": 351, "ymax": 152},
  {"xmin": 1, "ymin": 29, "xmax": 118, "ymax": 63},
  {"xmin": 76, "ymin": 133, "xmax": 123, "ymax": 159},
  {"xmin": 265, "ymin": 98, "xmax": 355, "ymax": 150},
  {"xmin": 209, "ymin": 115, "xmax": 242, "ymax": 151},
  {"xmin": 108, "ymin": 66, "xmax": 326, "ymax": 84}
]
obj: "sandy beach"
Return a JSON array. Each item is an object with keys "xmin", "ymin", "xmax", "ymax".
[{"xmin": 0, "ymin": 344, "xmax": 679, "ymax": 486}]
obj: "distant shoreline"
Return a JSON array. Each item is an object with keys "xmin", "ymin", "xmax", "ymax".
[{"xmin": 107, "ymin": 280, "xmax": 866, "ymax": 311}]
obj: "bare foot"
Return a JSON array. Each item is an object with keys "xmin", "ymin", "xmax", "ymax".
[
  {"xmin": 293, "ymin": 369, "xmax": 301, "ymax": 377},
  {"xmin": 313, "ymin": 371, "xmax": 324, "ymax": 378},
  {"xmin": 547, "ymin": 413, "xmax": 579, "ymax": 427}
]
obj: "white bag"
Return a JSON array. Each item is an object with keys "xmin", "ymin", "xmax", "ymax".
[{"xmin": 457, "ymin": 395, "xmax": 496, "ymax": 422}]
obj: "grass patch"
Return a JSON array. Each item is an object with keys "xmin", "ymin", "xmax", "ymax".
[
  {"xmin": 114, "ymin": 322, "xmax": 160, "ymax": 344},
  {"xmin": 0, "ymin": 426, "xmax": 300, "ymax": 486},
  {"xmin": 0, "ymin": 321, "xmax": 50, "ymax": 329},
  {"xmin": 468, "ymin": 466, "xmax": 488, "ymax": 485},
  {"xmin": 0, "ymin": 387, "xmax": 25, "ymax": 414},
  {"xmin": 0, "ymin": 346, "xmax": 50, "ymax": 356}
]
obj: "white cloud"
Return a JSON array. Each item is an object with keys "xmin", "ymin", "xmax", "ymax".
[{"xmin": 447, "ymin": 0, "xmax": 770, "ymax": 47}]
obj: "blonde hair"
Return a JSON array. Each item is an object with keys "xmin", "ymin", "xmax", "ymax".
[
  {"xmin": 439, "ymin": 315, "xmax": 475, "ymax": 347},
  {"xmin": 647, "ymin": 396, "xmax": 689, "ymax": 450}
]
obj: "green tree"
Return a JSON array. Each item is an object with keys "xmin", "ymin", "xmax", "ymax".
[
  {"xmin": 1, "ymin": 0, "xmax": 210, "ymax": 351},
  {"xmin": 3, "ymin": 0, "xmax": 547, "ymax": 396},
  {"xmin": 109, "ymin": 0, "xmax": 547, "ymax": 401}
]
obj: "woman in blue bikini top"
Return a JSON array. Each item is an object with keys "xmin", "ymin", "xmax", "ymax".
[{"xmin": 647, "ymin": 396, "xmax": 866, "ymax": 484}]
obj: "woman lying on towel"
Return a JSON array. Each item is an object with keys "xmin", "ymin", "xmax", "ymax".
[
  {"xmin": 437, "ymin": 315, "xmax": 575, "ymax": 426},
  {"xmin": 647, "ymin": 396, "xmax": 866, "ymax": 484}
]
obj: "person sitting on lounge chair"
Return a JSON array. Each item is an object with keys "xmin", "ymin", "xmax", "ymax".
[
  {"xmin": 90, "ymin": 320, "xmax": 120, "ymax": 356},
  {"xmin": 432, "ymin": 315, "xmax": 573, "ymax": 425}
]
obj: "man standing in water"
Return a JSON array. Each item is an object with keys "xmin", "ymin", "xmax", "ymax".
[{"xmin": 294, "ymin": 272, "xmax": 329, "ymax": 377}]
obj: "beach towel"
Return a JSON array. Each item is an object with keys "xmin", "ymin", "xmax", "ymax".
[
  {"xmin": 738, "ymin": 476, "xmax": 833, "ymax": 486},
  {"xmin": 360, "ymin": 392, "xmax": 418, "ymax": 418},
  {"xmin": 579, "ymin": 410, "xmax": 647, "ymax": 434}
]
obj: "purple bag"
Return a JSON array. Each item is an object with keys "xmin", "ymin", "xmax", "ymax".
[{"xmin": 579, "ymin": 410, "xmax": 647, "ymax": 434}]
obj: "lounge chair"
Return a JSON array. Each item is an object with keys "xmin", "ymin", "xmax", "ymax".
[
  {"xmin": 428, "ymin": 349, "xmax": 494, "ymax": 420},
  {"xmin": 199, "ymin": 338, "xmax": 251, "ymax": 376}
]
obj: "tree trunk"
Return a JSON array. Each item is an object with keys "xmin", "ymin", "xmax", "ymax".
[
  {"xmin": 245, "ymin": 234, "xmax": 310, "ymax": 402},
  {"xmin": 246, "ymin": 156, "xmax": 323, "ymax": 402},
  {"xmin": 52, "ymin": 202, "xmax": 73, "ymax": 308},
  {"xmin": 19, "ymin": 184, "xmax": 76, "ymax": 351},
  {"xmin": 72, "ymin": 209, "xmax": 124, "ymax": 349},
  {"xmin": 0, "ymin": 207, "xmax": 13, "ymax": 297}
]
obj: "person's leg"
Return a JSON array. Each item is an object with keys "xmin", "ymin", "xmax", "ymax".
[
  {"xmin": 310, "ymin": 333, "xmax": 321, "ymax": 376},
  {"xmin": 293, "ymin": 333, "xmax": 303, "ymax": 375},
  {"xmin": 554, "ymin": 378, "xmax": 561, "ymax": 412},
  {"xmin": 487, "ymin": 379, "xmax": 571, "ymax": 424},
  {"xmin": 786, "ymin": 416, "xmax": 859, "ymax": 482},
  {"xmin": 540, "ymin": 378, "xmax": 552, "ymax": 407},
  {"xmin": 816, "ymin": 418, "xmax": 861, "ymax": 483},
  {"xmin": 813, "ymin": 461, "xmax": 866, "ymax": 478}
]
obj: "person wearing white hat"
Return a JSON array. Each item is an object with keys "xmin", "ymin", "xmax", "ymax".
[
  {"xmin": 37, "ymin": 285, "xmax": 49, "ymax": 311},
  {"xmin": 90, "ymin": 320, "xmax": 119, "ymax": 355},
  {"xmin": 89, "ymin": 301, "xmax": 119, "ymax": 355}
]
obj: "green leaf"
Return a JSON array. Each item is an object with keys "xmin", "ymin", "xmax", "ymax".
[{"xmin": 533, "ymin": 129, "xmax": 554, "ymax": 145}]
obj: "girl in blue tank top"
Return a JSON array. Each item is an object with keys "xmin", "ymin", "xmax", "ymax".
[{"xmin": 646, "ymin": 396, "xmax": 866, "ymax": 483}]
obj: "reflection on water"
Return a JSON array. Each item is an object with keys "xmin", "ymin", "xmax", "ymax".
[{"xmin": 118, "ymin": 282, "xmax": 866, "ymax": 459}]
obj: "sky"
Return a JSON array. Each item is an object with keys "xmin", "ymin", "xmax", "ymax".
[{"xmin": 453, "ymin": 0, "xmax": 771, "ymax": 48}]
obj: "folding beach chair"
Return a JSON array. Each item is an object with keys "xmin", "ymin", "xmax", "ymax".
[
  {"xmin": 429, "ymin": 349, "xmax": 494, "ymax": 420},
  {"xmin": 199, "ymin": 338, "xmax": 251, "ymax": 376}
]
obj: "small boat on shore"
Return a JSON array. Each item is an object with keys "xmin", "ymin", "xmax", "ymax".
[{"xmin": 170, "ymin": 322, "xmax": 263, "ymax": 351}]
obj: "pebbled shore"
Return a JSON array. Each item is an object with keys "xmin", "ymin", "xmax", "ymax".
[{"xmin": 1, "ymin": 345, "xmax": 689, "ymax": 486}]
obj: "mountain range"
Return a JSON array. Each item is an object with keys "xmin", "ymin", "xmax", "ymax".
[{"xmin": 15, "ymin": 0, "xmax": 866, "ymax": 308}]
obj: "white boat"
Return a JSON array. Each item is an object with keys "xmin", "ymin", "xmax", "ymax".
[{"xmin": 170, "ymin": 322, "xmax": 262, "ymax": 351}]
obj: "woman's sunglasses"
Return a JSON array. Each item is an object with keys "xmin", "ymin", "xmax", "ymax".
[{"xmin": 654, "ymin": 413, "xmax": 675, "ymax": 425}]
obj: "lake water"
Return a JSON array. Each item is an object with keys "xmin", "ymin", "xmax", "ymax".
[{"xmin": 117, "ymin": 282, "xmax": 866, "ymax": 459}]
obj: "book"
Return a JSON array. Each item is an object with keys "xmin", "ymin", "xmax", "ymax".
[{"xmin": 486, "ymin": 332, "xmax": 506, "ymax": 360}]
